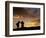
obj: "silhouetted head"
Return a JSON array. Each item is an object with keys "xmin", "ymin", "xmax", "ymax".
[
  {"xmin": 21, "ymin": 21, "xmax": 24, "ymax": 23},
  {"xmin": 18, "ymin": 21, "xmax": 20, "ymax": 23},
  {"xmin": 21, "ymin": 21, "xmax": 23, "ymax": 22}
]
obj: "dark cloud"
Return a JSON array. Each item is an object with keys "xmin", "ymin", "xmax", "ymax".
[{"xmin": 13, "ymin": 7, "xmax": 40, "ymax": 18}]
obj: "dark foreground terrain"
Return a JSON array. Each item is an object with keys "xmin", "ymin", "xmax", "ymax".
[{"xmin": 13, "ymin": 26, "xmax": 40, "ymax": 31}]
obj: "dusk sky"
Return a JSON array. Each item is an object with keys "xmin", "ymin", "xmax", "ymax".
[{"xmin": 13, "ymin": 7, "xmax": 40, "ymax": 18}]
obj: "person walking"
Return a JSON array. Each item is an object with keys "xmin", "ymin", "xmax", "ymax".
[
  {"xmin": 21, "ymin": 21, "xmax": 24, "ymax": 28},
  {"xmin": 16, "ymin": 21, "xmax": 20, "ymax": 28}
]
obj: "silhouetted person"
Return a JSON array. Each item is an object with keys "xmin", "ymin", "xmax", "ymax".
[
  {"xmin": 21, "ymin": 21, "xmax": 24, "ymax": 28},
  {"xmin": 16, "ymin": 21, "xmax": 20, "ymax": 28}
]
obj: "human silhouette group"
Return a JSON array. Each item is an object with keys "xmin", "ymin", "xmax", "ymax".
[{"xmin": 16, "ymin": 21, "xmax": 24, "ymax": 29}]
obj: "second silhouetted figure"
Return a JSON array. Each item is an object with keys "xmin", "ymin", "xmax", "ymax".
[{"xmin": 21, "ymin": 21, "xmax": 24, "ymax": 28}]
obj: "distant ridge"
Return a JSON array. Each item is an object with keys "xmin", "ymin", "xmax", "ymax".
[{"xmin": 13, "ymin": 26, "xmax": 40, "ymax": 31}]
